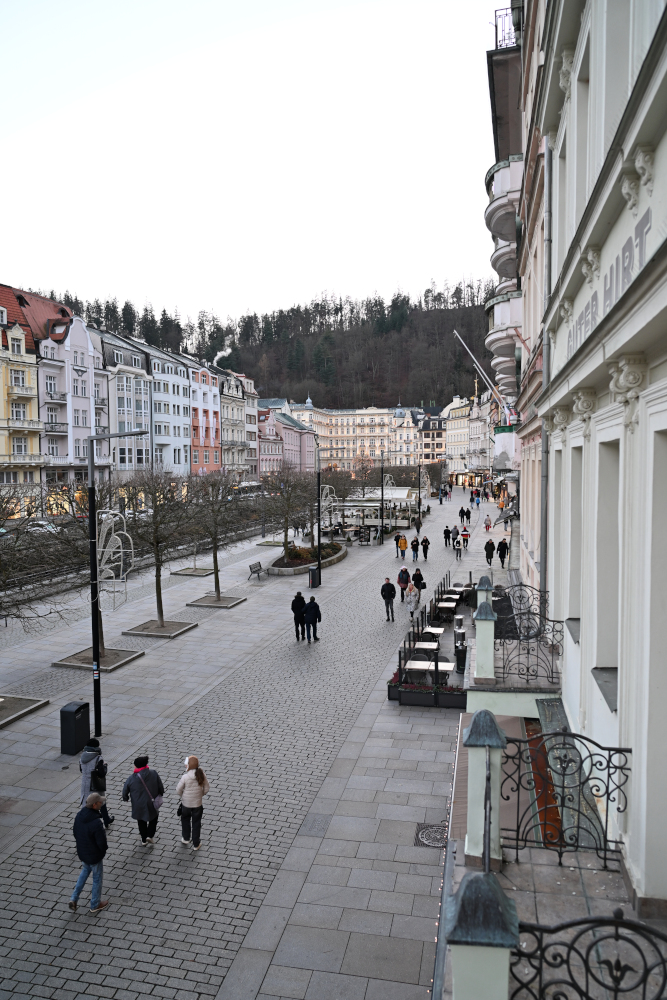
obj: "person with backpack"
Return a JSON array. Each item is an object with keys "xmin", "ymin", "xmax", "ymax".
[
  {"xmin": 421, "ymin": 535, "xmax": 430, "ymax": 560},
  {"xmin": 291, "ymin": 591, "xmax": 306, "ymax": 641},
  {"xmin": 497, "ymin": 537, "xmax": 509, "ymax": 568},
  {"xmin": 397, "ymin": 565, "xmax": 410, "ymax": 601},
  {"xmin": 443, "ymin": 526, "xmax": 451, "ymax": 546},
  {"xmin": 381, "ymin": 577, "xmax": 396, "ymax": 621},
  {"xmin": 122, "ymin": 756, "xmax": 165, "ymax": 846},
  {"xmin": 394, "ymin": 531, "xmax": 401, "ymax": 557},
  {"xmin": 484, "ymin": 538, "xmax": 496, "ymax": 566},
  {"xmin": 303, "ymin": 596, "xmax": 321, "ymax": 643},
  {"xmin": 410, "ymin": 536, "xmax": 420, "ymax": 561},
  {"xmin": 453, "ymin": 535, "xmax": 462, "ymax": 561},
  {"xmin": 79, "ymin": 739, "xmax": 114, "ymax": 829},
  {"xmin": 176, "ymin": 755, "xmax": 210, "ymax": 850}
]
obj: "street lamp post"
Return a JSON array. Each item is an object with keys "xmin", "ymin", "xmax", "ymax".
[
  {"xmin": 316, "ymin": 441, "xmax": 322, "ymax": 584},
  {"xmin": 86, "ymin": 428, "xmax": 147, "ymax": 737},
  {"xmin": 380, "ymin": 449, "xmax": 384, "ymax": 543}
]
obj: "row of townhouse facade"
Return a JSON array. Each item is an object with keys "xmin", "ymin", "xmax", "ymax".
[
  {"xmin": 0, "ymin": 286, "xmax": 258, "ymax": 486},
  {"xmin": 476, "ymin": 0, "xmax": 667, "ymax": 919}
]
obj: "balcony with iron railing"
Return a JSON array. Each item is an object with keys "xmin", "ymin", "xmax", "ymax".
[
  {"xmin": 46, "ymin": 390, "xmax": 67, "ymax": 402},
  {"xmin": 494, "ymin": 7, "xmax": 516, "ymax": 49}
]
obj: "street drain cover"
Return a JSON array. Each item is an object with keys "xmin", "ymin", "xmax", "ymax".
[{"xmin": 414, "ymin": 823, "xmax": 448, "ymax": 848}]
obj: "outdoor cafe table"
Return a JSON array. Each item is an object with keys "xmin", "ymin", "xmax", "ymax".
[
  {"xmin": 437, "ymin": 601, "xmax": 458, "ymax": 609},
  {"xmin": 422, "ymin": 626, "xmax": 445, "ymax": 634},
  {"xmin": 402, "ymin": 660, "xmax": 449, "ymax": 676},
  {"xmin": 414, "ymin": 642, "xmax": 439, "ymax": 650}
]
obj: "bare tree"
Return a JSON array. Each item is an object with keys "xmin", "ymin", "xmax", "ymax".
[
  {"xmin": 352, "ymin": 455, "xmax": 379, "ymax": 497},
  {"xmin": 123, "ymin": 469, "xmax": 194, "ymax": 627},
  {"xmin": 262, "ymin": 467, "xmax": 315, "ymax": 561},
  {"xmin": 190, "ymin": 471, "xmax": 244, "ymax": 599}
]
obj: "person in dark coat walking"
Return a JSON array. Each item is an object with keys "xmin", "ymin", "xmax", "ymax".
[
  {"xmin": 394, "ymin": 532, "xmax": 401, "ymax": 557},
  {"xmin": 497, "ymin": 538, "xmax": 509, "ymax": 568},
  {"xmin": 410, "ymin": 536, "xmax": 419, "ymax": 561},
  {"xmin": 303, "ymin": 596, "xmax": 321, "ymax": 642},
  {"xmin": 414, "ymin": 518, "xmax": 422, "ymax": 536},
  {"xmin": 291, "ymin": 591, "xmax": 306, "ymax": 641},
  {"xmin": 443, "ymin": 526, "xmax": 451, "ymax": 546},
  {"xmin": 381, "ymin": 578, "xmax": 396, "ymax": 621},
  {"xmin": 459, "ymin": 506, "xmax": 466, "ymax": 524},
  {"xmin": 69, "ymin": 792, "xmax": 109, "ymax": 913},
  {"xmin": 412, "ymin": 567, "xmax": 424, "ymax": 603},
  {"xmin": 122, "ymin": 756, "xmax": 165, "ymax": 846},
  {"xmin": 451, "ymin": 524, "xmax": 460, "ymax": 543},
  {"xmin": 421, "ymin": 536, "xmax": 430, "ymax": 560},
  {"xmin": 465, "ymin": 507, "xmax": 471, "ymax": 524},
  {"xmin": 79, "ymin": 739, "xmax": 114, "ymax": 829},
  {"xmin": 397, "ymin": 565, "xmax": 410, "ymax": 601},
  {"xmin": 484, "ymin": 538, "xmax": 495, "ymax": 566}
]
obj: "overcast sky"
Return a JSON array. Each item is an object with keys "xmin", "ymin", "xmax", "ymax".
[{"xmin": 3, "ymin": 0, "xmax": 500, "ymax": 322}]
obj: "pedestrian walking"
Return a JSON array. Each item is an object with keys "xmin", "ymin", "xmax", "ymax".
[
  {"xmin": 412, "ymin": 567, "xmax": 424, "ymax": 602},
  {"xmin": 453, "ymin": 536, "xmax": 462, "ymax": 560},
  {"xmin": 397, "ymin": 564, "xmax": 410, "ymax": 601},
  {"xmin": 405, "ymin": 583, "xmax": 419, "ymax": 620},
  {"xmin": 69, "ymin": 792, "xmax": 109, "ymax": 913},
  {"xmin": 443, "ymin": 526, "xmax": 451, "ymax": 547},
  {"xmin": 414, "ymin": 518, "xmax": 422, "ymax": 536},
  {"xmin": 394, "ymin": 531, "xmax": 401, "ymax": 557},
  {"xmin": 475, "ymin": 497, "xmax": 480, "ymax": 510},
  {"xmin": 122, "ymin": 756, "xmax": 165, "ymax": 846},
  {"xmin": 485, "ymin": 538, "xmax": 496, "ymax": 566},
  {"xmin": 498, "ymin": 498, "xmax": 505, "ymax": 513},
  {"xmin": 411, "ymin": 536, "xmax": 419, "ymax": 561},
  {"xmin": 291, "ymin": 591, "xmax": 306, "ymax": 641},
  {"xmin": 484, "ymin": 515, "xmax": 492, "ymax": 532},
  {"xmin": 303, "ymin": 596, "xmax": 321, "ymax": 642},
  {"xmin": 439, "ymin": 492, "xmax": 443, "ymax": 505},
  {"xmin": 79, "ymin": 739, "xmax": 114, "ymax": 829},
  {"xmin": 465, "ymin": 508, "xmax": 471, "ymax": 524},
  {"xmin": 421, "ymin": 536, "xmax": 430, "ymax": 560},
  {"xmin": 461, "ymin": 526, "xmax": 470, "ymax": 549},
  {"xmin": 459, "ymin": 506, "xmax": 466, "ymax": 524},
  {"xmin": 497, "ymin": 538, "xmax": 509, "ymax": 568},
  {"xmin": 451, "ymin": 524, "xmax": 460, "ymax": 543},
  {"xmin": 398, "ymin": 534, "xmax": 408, "ymax": 559},
  {"xmin": 176, "ymin": 756, "xmax": 210, "ymax": 850},
  {"xmin": 381, "ymin": 578, "xmax": 396, "ymax": 621}
]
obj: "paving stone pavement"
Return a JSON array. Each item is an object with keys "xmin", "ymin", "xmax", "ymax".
[{"xmin": 0, "ymin": 488, "xmax": 510, "ymax": 999}]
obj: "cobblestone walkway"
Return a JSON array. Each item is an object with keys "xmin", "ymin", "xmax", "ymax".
[{"xmin": 0, "ymin": 489, "xmax": 509, "ymax": 999}]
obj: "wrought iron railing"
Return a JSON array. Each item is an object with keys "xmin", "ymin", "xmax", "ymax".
[
  {"xmin": 510, "ymin": 909, "xmax": 667, "ymax": 999},
  {"xmin": 494, "ymin": 616, "xmax": 563, "ymax": 685},
  {"xmin": 495, "ymin": 7, "xmax": 516, "ymax": 49},
  {"xmin": 501, "ymin": 730, "xmax": 631, "ymax": 869}
]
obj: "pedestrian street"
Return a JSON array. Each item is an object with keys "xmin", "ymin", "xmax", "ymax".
[{"xmin": 0, "ymin": 488, "xmax": 510, "ymax": 1000}]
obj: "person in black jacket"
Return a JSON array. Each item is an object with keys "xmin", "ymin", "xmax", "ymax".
[
  {"xmin": 69, "ymin": 792, "xmax": 109, "ymax": 913},
  {"xmin": 122, "ymin": 756, "xmax": 165, "ymax": 846},
  {"xmin": 497, "ymin": 538, "xmax": 509, "ymax": 568},
  {"xmin": 381, "ymin": 578, "xmax": 396, "ymax": 621},
  {"xmin": 484, "ymin": 538, "xmax": 496, "ymax": 566},
  {"xmin": 421, "ymin": 536, "xmax": 430, "ymax": 560},
  {"xmin": 291, "ymin": 591, "xmax": 306, "ymax": 641},
  {"xmin": 459, "ymin": 506, "xmax": 466, "ymax": 524},
  {"xmin": 394, "ymin": 532, "xmax": 401, "ymax": 557},
  {"xmin": 412, "ymin": 567, "xmax": 424, "ymax": 602},
  {"xmin": 303, "ymin": 596, "xmax": 321, "ymax": 643},
  {"xmin": 443, "ymin": 526, "xmax": 451, "ymax": 547}
]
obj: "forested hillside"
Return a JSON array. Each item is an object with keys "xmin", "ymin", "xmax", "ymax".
[{"xmin": 36, "ymin": 279, "xmax": 495, "ymax": 409}]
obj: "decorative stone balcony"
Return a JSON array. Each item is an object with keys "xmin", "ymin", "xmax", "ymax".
[
  {"xmin": 7, "ymin": 384, "xmax": 37, "ymax": 399},
  {"xmin": 484, "ymin": 156, "xmax": 523, "ymax": 240},
  {"xmin": 5, "ymin": 418, "xmax": 44, "ymax": 431},
  {"xmin": 490, "ymin": 238, "xmax": 517, "ymax": 279}
]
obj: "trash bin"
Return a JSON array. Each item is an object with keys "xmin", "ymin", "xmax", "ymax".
[
  {"xmin": 455, "ymin": 641, "xmax": 467, "ymax": 674},
  {"xmin": 309, "ymin": 567, "xmax": 320, "ymax": 589},
  {"xmin": 60, "ymin": 700, "xmax": 90, "ymax": 756}
]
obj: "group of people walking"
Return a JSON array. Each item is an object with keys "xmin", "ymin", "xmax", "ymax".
[
  {"xmin": 381, "ymin": 561, "xmax": 425, "ymax": 621},
  {"xmin": 394, "ymin": 532, "xmax": 430, "ymax": 561},
  {"xmin": 71, "ymin": 744, "xmax": 210, "ymax": 913},
  {"xmin": 291, "ymin": 591, "xmax": 322, "ymax": 642}
]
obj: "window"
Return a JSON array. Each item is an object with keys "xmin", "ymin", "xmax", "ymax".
[
  {"xmin": 10, "ymin": 369, "xmax": 25, "ymax": 387},
  {"xmin": 201, "ymin": 374, "xmax": 207, "ymax": 385},
  {"xmin": 73, "ymin": 378, "xmax": 79, "ymax": 396},
  {"xmin": 204, "ymin": 450, "xmax": 210, "ymax": 464},
  {"xmin": 47, "ymin": 406, "xmax": 57, "ymax": 423},
  {"xmin": 154, "ymin": 401, "xmax": 162, "ymax": 413},
  {"xmin": 11, "ymin": 338, "xmax": 21, "ymax": 355},
  {"xmin": 47, "ymin": 438, "xmax": 58, "ymax": 457},
  {"xmin": 178, "ymin": 368, "xmax": 185, "ymax": 377},
  {"xmin": 214, "ymin": 450, "xmax": 219, "ymax": 463},
  {"xmin": 154, "ymin": 447, "xmax": 164, "ymax": 464},
  {"xmin": 11, "ymin": 403, "xmax": 26, "ymax": 420},
  {"xmin": 166, "ymin": 364, "xmax": 173, "ymax": 375},
  {"xmin": 80, "ymin": 380, "xmax": 87, "ymax": 396},
  {"xmin": 193, "ymin": 449, "xmax": 199, "ymax": 463},
  {"xmin": 0, "ymin": 471, "xmax": 18, "ymax": 483},
  {"xmin": 132, "ymin": 355, "xmax": 141, "ymax": 368},
  {"xmin": 94, "ymin": 357, "xmax": 101, "ymax": 368},
  {"xmin": 0, "ymin": 307, "xmax": 6, "ymax": 325},
  {"xmin": 74, "ymin": 439, "xmax": 81, "ymax": 457},
  {"xmin": 46, "ymin": 375, "xmax": 57, "ymax": 394},
  {"xmin": 113, "ymin": 350, "xmax": 123, "ymax": 364},
  {"xmin": 12, "ymin": 437, "xmax": 26, "ymax": 455},
  {"xmin": 74, "ymin": 351, "xmax": 79, "ymax": 365},
  {"xmin": 81, "ymin": 410, "xmax": 87, "ymax": 427},
  {"xmin": 172, "ymin": 383, "xmax": 179, "ymax": 395},
  {"xmin": 73, "ymin": 409, "xmax": 80, "ymax": 426},
  {"xmin": 153, "ymin": 361, "xmax": 161, "ymax": 373},
  {"xmin": 136, "ymin": 448, "xmax": 145, "ymax": 466},
  {"xmin": 24, "ymin": 471, "xmax": 34, "ymax": 483},
  {"xmin": 174, "ymin": 448, "xmax": 181, "ymax": 464}
]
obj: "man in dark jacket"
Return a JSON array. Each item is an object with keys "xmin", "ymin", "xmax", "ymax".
[
  {"xmin": 443, "ymin": 526, "xmax": 451, "ymax": 547},
  {"xmin": 394, "ymin": 532, "xmax": 401, "ymax": 557},
  {"xmin": 122, "ymin": 756, "xmax": 165, "ymax": 845},
  {"xmin": 497, "ymin": 538, "xmax": 509, "ymax": 568},
  {"xmin": 484, "ymin": 538, "xmax": 496, "ymax": 566},
  {"xmin": 381, "ymin": 578, "xmax": 396, "ymax": 621},
  {"xmin": 303, "ymin": 596, "xmax": 321, "ymax": 643},
  {"xmin": 291, "ymin": 591, "xmax": 306, "ymax": 641},
  {"xmin": 459, "ymin": 506, "xmax": 466, "ymax": 524},
  {"xmin": 69, "ymin": 792, "xmax": 109, "ymax": 913}
]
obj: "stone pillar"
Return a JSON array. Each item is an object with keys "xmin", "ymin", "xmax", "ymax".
[
  {"xmin": 463, "ymin": 709, "xmax": 506, "ymax": 866},
  {"xmin": 445, "ymin": 871, "xmax": 518, "ymax": 1000},
  {"xmin": 473, "ymin": 601, "xmax": 497, "ymax": 681},
  {"xmin": 476, "ymin": 574, "xmax": 493, "ymax": 608}
]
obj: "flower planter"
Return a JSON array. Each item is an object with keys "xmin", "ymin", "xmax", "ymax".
[
  {"xmin": 399, "ymin": 688, "xmax": 436, "ymax": 707},
  {"xmin": 387, "ymin": 684, "xmax": 399, "ymax": 701},
  {"xmin": 437, "ymin": 690, "xmax": 467, "ymax": 709}
]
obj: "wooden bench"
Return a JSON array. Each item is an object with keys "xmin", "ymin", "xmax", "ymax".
[{"xmin": 248, "ymin": 561, "xmax": 267, "ymax": 580}]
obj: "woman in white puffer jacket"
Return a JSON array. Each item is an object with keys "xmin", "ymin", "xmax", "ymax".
[
  {"xmin": 176, "ymin": 755, "xmax": 210, "ymax": 850},
  {"xmin": 405, "ymin": 582, "xmax": 419, "ymax": 620}
]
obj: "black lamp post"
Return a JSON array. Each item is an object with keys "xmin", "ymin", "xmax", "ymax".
[
  {"xmin": 316, "ymin": 440, "xmax": 322, "ymax": 584},
  {"xmin": 86, "ymin": 428, "xmax": 147, "ymax": 737},
  {"xmin": 380, "ymin": 449, "xmax": 384, "ymax": 543}
]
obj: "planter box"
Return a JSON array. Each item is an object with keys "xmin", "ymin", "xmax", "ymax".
[
  {"xmin": 268, "ymin": 547, "xmax": 347, "ymax": 576},
  {"xmin": 437, "ymin": 691, "xmax": 467, "ymax": 709},
  {"xmin": 387, "ymin": 684, "xmax": 399, "ymax": 701},
  {"xmin": 399, "ymin": 688, "xmax": 436, "ymax": 707}
]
